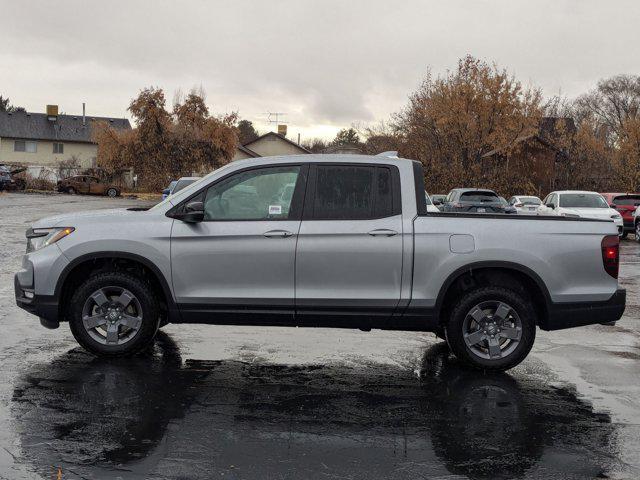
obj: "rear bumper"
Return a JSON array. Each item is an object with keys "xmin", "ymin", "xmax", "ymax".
[
  {"xmin": 541, "ymin": 288, "xmax": 626, "ymax": 331},
  {"xmin": 14, "ymin": 275, "xmax": 60, "ymax": 329}
]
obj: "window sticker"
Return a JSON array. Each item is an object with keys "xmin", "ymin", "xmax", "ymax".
[{"xmin": 269, "ymin": 205, "xmax": 282, "ymax": 215}]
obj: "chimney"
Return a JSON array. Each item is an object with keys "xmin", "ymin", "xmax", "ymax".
[
  {"xmin": 82, "ymin": 103, "xmax": 86, "ymax": 126},
  {"xmin": 46, "ymin": 105, "xmax": 58, "ymax": 122}
]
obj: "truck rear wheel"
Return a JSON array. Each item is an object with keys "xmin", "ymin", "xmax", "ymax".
[
  {"xmin": 445, "ymin": 286, "xmax": 536, "ymax": 371},
  {"xmin": 68, "ymin": 271, "xmax": 160, "ymax": 357}
]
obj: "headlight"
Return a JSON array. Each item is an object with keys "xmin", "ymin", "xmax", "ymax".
[
  {"xmin": 611, "ymin": 214, "xmax": 622, "ymax": 220},
  {"xmin": 26, "ymin": 227, "xmax": 74, "ymax": 253}
]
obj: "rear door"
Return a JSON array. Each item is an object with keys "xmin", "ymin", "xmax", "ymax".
[
  {"xmin": 89, "ymin": 177, "xmax": 104, "ymax": 194},
  {"xmin": 295, "ymin": 163, "xmax": 403, "ymax": 327}
]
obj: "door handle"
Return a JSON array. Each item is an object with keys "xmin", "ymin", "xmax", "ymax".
[
  {"xmin": 367, "ymin": 229, "xmax": 398, "ymax": 237},
  {"xmin": 263, "ymin": 230, "xmax": 294, "ymax": 238}
]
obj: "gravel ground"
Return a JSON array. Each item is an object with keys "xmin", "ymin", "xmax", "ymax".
[{"xmin": 0, "ymin": 192, "xmax": 639, "ymax": 480}]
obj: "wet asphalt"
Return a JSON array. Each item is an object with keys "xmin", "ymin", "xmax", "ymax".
[{"xmin": 0, "ymin": 192, "xmax": 639, "ymax": 480}]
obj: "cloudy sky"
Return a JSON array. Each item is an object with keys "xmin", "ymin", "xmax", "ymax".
[{"xmin": 1, "ymin": 0, "xmax": 639, "ymax": 140}]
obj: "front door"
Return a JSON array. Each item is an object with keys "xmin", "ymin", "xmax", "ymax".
[
  {"xmin": 171, "ymin": 164, "xmax": 307, "ymax": 324},
  {"xmin": 76, "ymin": 176, "xmax": 90, "ymax": 194},
  {"xmin": 295, "ymin": 163, "xmax": 404, "ymax": 328}
]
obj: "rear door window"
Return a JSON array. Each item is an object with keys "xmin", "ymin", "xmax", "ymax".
[{"xmin": 310, "ymin": 165, "xmax": 398, "ymax": 220}]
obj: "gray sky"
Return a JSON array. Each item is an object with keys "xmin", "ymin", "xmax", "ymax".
[{"xmin": 1, "ymin": 0, "xmax": 639, "ymax": 140}]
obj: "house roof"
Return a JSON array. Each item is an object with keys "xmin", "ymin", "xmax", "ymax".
[
  {"xmin": 0, "ymin": 110, "xmax": 131, "ymax": 144},
  {"xmin": 237, "ymin": 144, "xmax": 260, "ymax": 157},
  {"xmin": 243, "ymin": 131, "xmax": 311, "ymax": 154}
]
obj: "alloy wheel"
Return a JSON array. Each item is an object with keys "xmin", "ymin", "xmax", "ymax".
[
  {"xmin": 462, "ymin": 301, "xmax": 523, "ymax": 360},
  {"xmin": 81, "ymin": 286, "xmax": 143, "ymax": 345}
]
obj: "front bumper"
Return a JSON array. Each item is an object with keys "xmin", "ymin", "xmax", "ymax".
[
  {"xmin": 541, "ymin": 288, "xmax": 626, "ymax": 331},
  {"xmin": 14, "ymin": 275, "xmax": 60, "ymax": 329}
]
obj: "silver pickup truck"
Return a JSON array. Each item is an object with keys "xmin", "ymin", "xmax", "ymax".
[{"xmin": 15, "ymin": 154, "xmax": 626, "ymax": 370}]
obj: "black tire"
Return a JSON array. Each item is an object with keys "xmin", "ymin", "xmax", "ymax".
[
  {"xmin": 68, "ymin": 271, "xmax": 160, "ymax": 357},
  {"xmin": 106, "ymin": 187, "xmax": 118, "ymax": 197},
  {"xmin": 445, "ymin": 286, "xmax": 536, "ymax": 371},
  {"xmin": 620, "ymin": 231, "xmax": 628, "ymax": 240}
]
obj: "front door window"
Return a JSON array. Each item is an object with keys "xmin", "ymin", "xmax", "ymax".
[{"xmin": 204, "ymin": 166, "xmax": 300, "ymax": 221}]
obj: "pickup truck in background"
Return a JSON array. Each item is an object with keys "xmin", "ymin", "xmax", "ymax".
[{"xmin": 15, "ymin": 154, "xmax": 626, "ymax": 371}]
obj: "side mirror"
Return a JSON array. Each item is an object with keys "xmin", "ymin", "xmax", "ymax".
[
  {"xmin": 547, "ymin": 203, "xmax": 556, "ymax": 209},
  {"xmin": 162, "ymin": 188, "xmax": 170, "ymax": 195},
  {"xmin": 433, "ymin": 199, "xmax": 442, "ymax": 206},
  {"xmin": 175, "ymin": 201, "xmax": 204, "ymax": 223},
  {"xmin": 610, "ymin": 204, "xmax": 617, "ymax": 209}
]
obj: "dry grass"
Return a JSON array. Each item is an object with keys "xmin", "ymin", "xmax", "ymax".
[{"xmin": 122, "ymin": 192, "xmax": 163, "ymax": 202}]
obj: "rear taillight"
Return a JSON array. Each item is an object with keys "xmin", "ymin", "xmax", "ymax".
[{"xmin": 601, "ymin": 235, "xmax": 619, "ymax": 279}]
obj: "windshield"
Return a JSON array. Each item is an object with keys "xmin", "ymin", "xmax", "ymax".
[
  {"xmin": 150, "ymin": 163, "xmax": 237, "ymax": 211},
  {"xmin": 173, "ymin": 178, "xmax": 199, "ymax": 194},
  {"xmin": 460, "ymin": 191, "xmax": 500, "ymax": 202},
  {"xmin": 519, "ymin": 196, "xmax": 541, "ymax": 205},
  {"xmin": 560, "ymin": 193, "xmax": 608, "ymax": 208},
  {"xmin": 613, "ymin": 195, "xmax": 640, "ymax": 206}
]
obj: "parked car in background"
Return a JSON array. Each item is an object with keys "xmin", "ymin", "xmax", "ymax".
[
  {"xmin": 498, "ymin": 196, "xmax": 517, "ymax": 214},
  {"xmin": 0, "ymin": 165, "xmax": 26, "ymax": 191},
  {"xmin": 440, "ymin": 188, "xmax": 512, "ymax": 214},
  {"xmin": 425, "ymin": 192, "xmax": 441, "ymax": 213},
  {"xmin": 162, "ymin": 177, "xmax": 200, "ymax": 200},
  {"xmin": 601, "ymin": 193, "xmax": 640, "ymax": 238},
  {"xmin": 162, "ymin": 180, "xmax": 178, "ymax": 200},
  {"xmin": 431, "ymin": 194, "xmax": 447, "ymax": 206},
  {"xmin": 508, "ymin": 195, "xmax": 542, "ymax": 215},
  {"xmin": 538, "ymin": 191, "xmax": 623, "ymax": 235},
  {"xmin": 57, "ymin": 175, "xmax": 120, "ymax": 197}
]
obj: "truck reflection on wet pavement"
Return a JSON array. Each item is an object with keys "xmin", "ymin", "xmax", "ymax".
[{"xmin": 12, "ymin": 333, "xmax": 619, "ymax": 479}]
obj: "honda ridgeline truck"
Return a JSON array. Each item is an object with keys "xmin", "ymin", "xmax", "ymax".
[{"xmin": 15, "ymin": 154, "xmax": 626, "ymax": 370}]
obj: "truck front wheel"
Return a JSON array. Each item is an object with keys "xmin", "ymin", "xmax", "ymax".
[
  {"xmin": 68, "ymin": 271, "xmax": 160, "ymax": 356},
  {"xmin": 445, "ymin": 286, "xmax": 536, "ymax": 371}
]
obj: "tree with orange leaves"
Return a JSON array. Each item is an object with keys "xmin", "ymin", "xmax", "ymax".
[
  {"xmin": 395, "ymin": 55, "xmax": 543, "ymax": 194},
  {"xmin": 94, "ymin": 87, "xmax": 237, "ymax": 191}
]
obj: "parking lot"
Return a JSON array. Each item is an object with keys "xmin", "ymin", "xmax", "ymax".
[{"xmin": 0, "ymin": 192, "xmax": 639, "ymax": 479}]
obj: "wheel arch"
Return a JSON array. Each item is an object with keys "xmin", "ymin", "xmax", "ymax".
[
  {"xmin": 55, "ymin": 251, "xmax": 179, "ymax": 322},
  {"xmin": 435, "ymin": 261, "xmax": 552, "ymax": 328}
]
